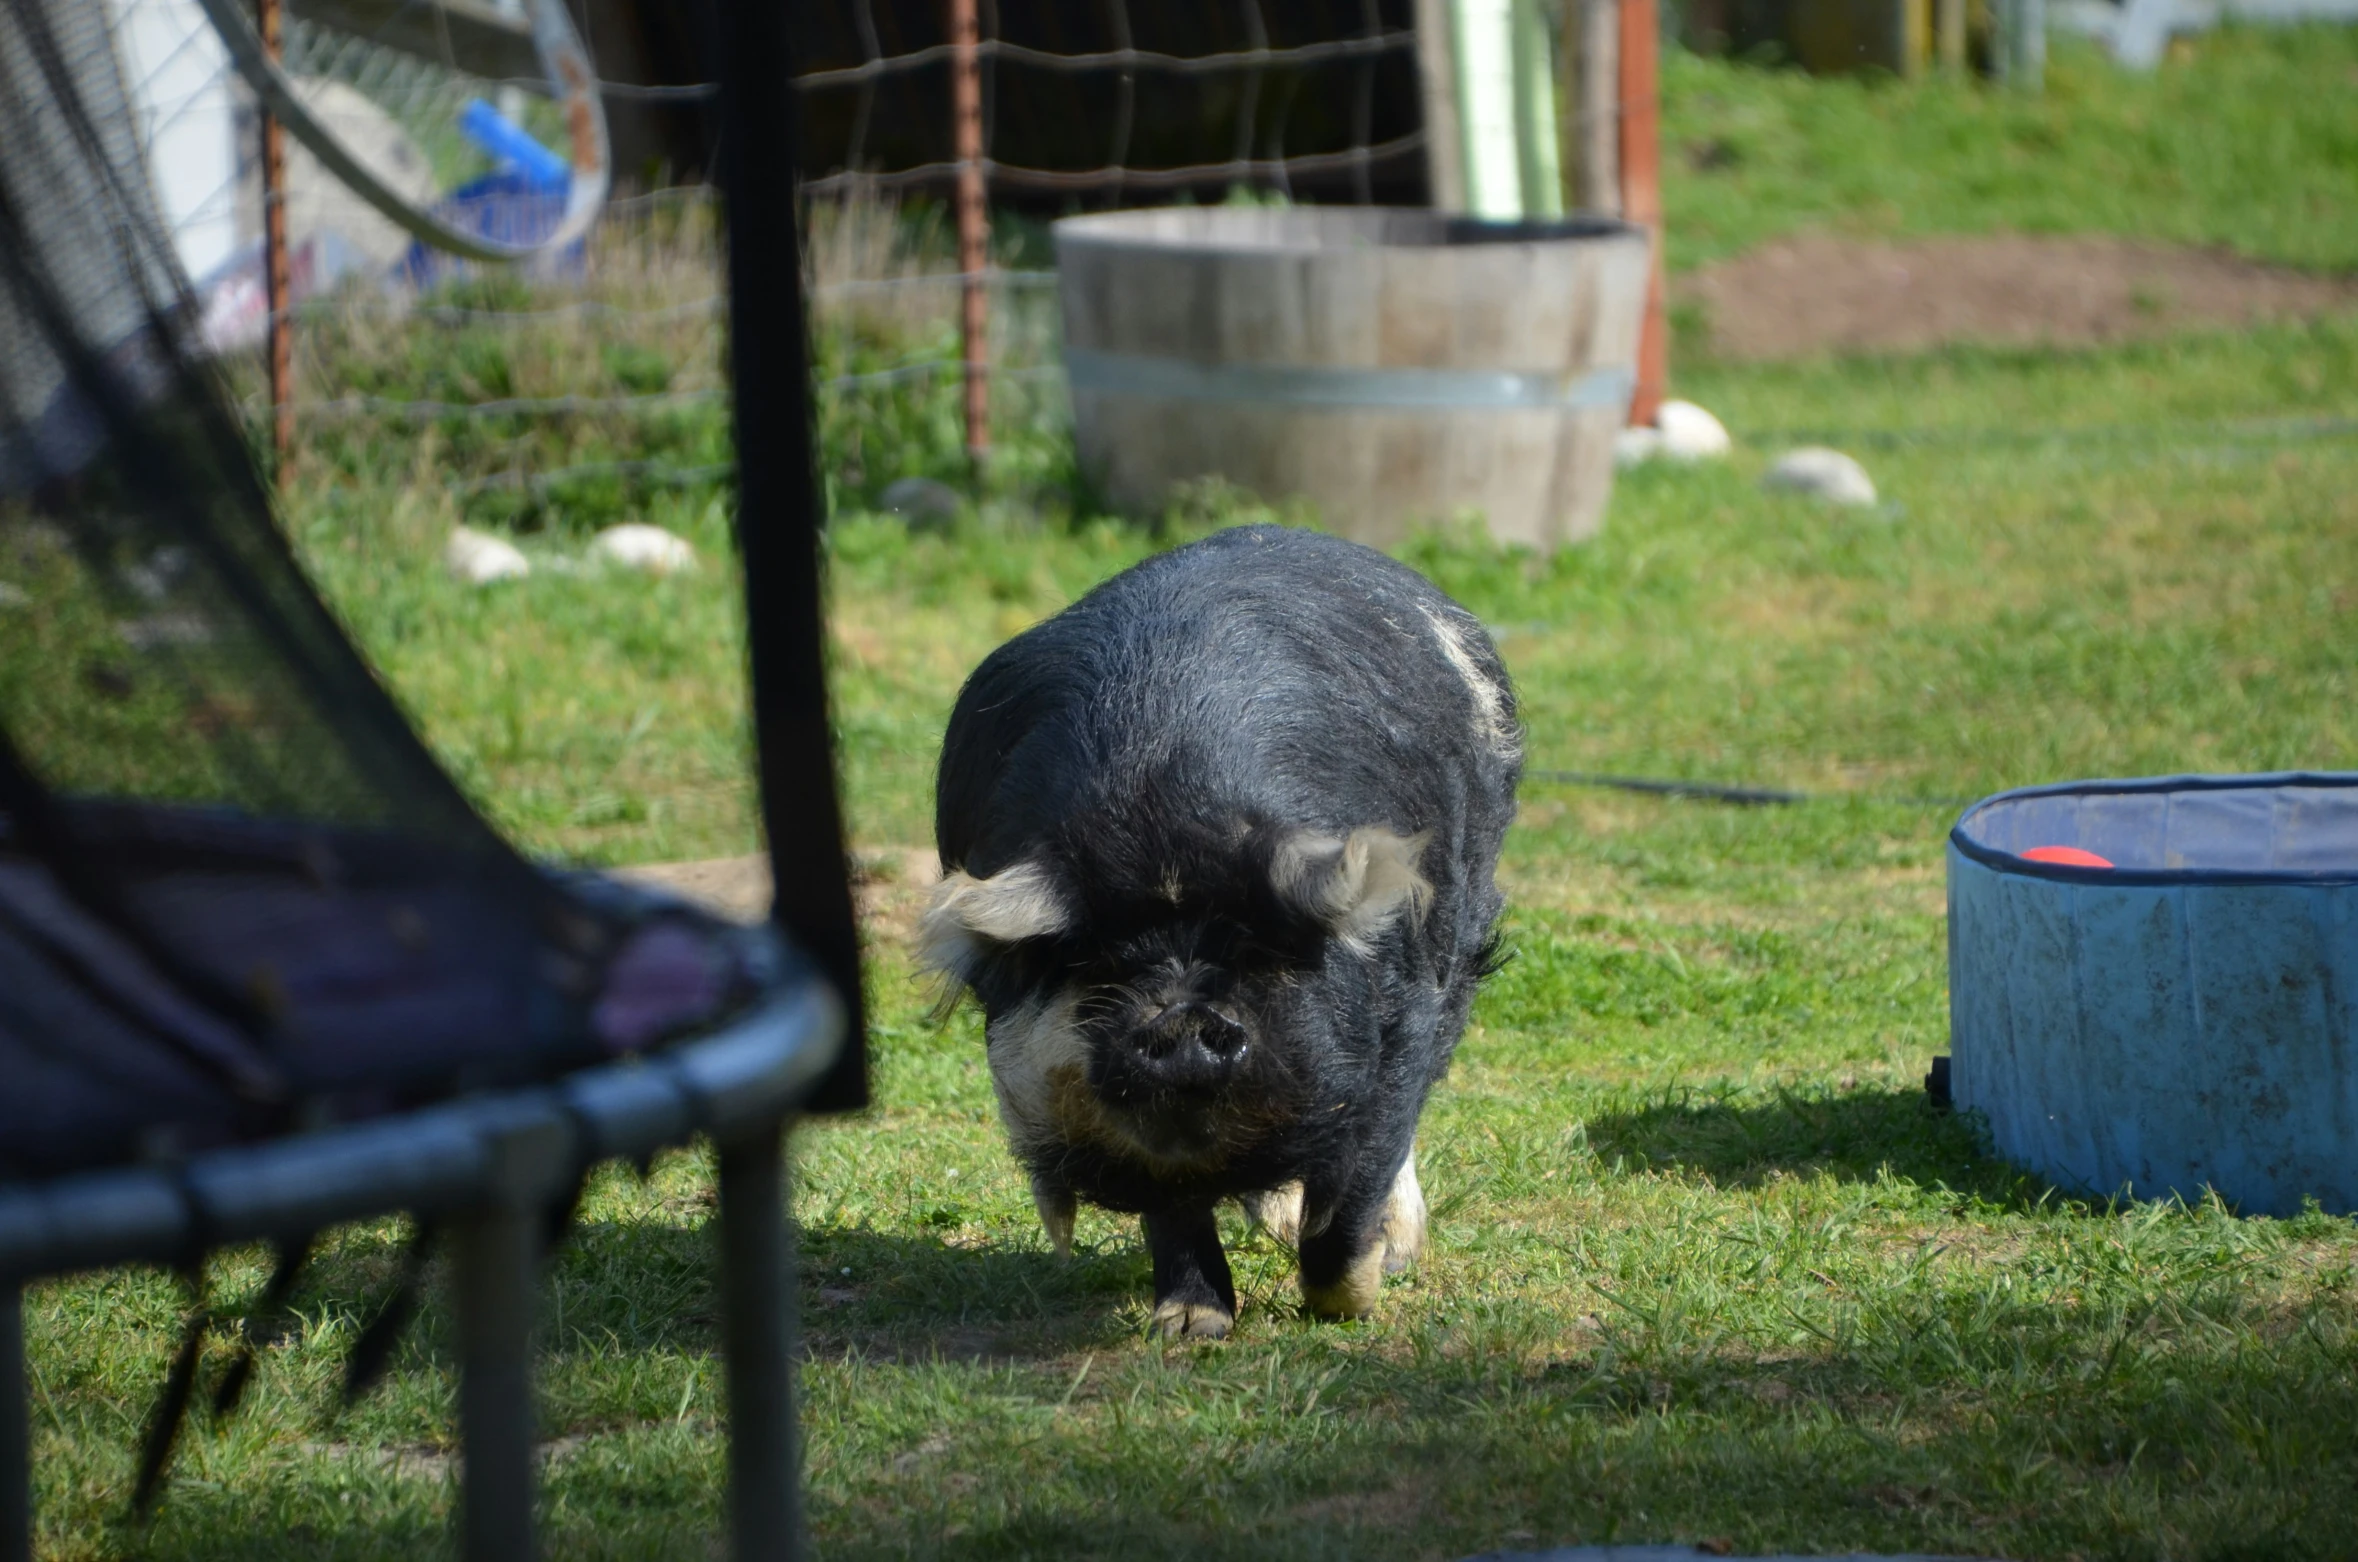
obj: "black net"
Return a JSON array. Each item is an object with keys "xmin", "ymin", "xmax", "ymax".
[{"xmin": 0, "ymin": 0, "xmax": 780, "ymax": 1180}]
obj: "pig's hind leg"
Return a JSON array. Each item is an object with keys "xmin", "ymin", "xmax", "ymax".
[
  {"xmin": 1239, "ymin": 1182, "xmax": 1305, "ymax": 1247},
  {"xmin": 1378, "ymin": 1144, "xmax": 1426, "ymax": 1273},
  {"xmin": 1143, "ymin": 1204, "xmax": 1238, "ymax": 1339},
  {"xmin": 1033, "ymin": 1175, "xmax": 1077, "ymax": 1257},
  {"xmin": 1298, "ymin": 1141, "xmax": 1424, "ymax": 1318}
]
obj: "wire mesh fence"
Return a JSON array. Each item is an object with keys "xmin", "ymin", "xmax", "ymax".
[{"xmin": 112, "ymin": 0, "xmax": 1656, "ymax": 533}]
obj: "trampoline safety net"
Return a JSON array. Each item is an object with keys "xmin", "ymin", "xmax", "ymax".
[{"xmin": 0, "ymin": 0, "xmax": 802, "ymax": 1180}]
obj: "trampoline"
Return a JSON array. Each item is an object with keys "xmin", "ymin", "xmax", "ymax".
[
  {"xmin": 0, "ymin": 1, "xmax": 858, "ymax": 1557},
  {"xmin": 1948, "ymin": 772, "xmax": 2358, "ymax": 1216}
]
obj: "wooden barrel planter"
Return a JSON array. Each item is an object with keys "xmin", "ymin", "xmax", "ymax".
[{"xmin": 1054, "ymin": 207, "xmax": 1651, "ymax": 551}]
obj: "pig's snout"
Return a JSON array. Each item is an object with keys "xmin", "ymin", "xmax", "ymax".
[{"xmin": 1130, "ymin": 1000, "xmax": 1247, "ymax": 1087}]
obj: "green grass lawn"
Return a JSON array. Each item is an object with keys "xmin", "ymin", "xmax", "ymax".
[
  {"xmin": 22, "ymin": 32, "xmax": 2358, "ymax": 1562},
  {"xmin": 1660, "ymin": 27, "xmax": 2358, "ymax": 273},
  {"xmin": 31, "ymin": 312, "xmax": 2358, "ymax": 1561}
]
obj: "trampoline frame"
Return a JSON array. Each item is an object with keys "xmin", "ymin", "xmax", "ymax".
[
  {"xmin": 0, "ymin": 975, "xmax": 844, "ymax": 1562},
  {"xmin": 0, "ymin": 0, "xmax": 861, "ymax": 1554}
]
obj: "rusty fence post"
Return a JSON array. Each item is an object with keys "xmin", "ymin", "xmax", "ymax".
[
  {"xmin": 259, "ymin": 0, "xmax": 292, "ymax": 480},
  {"xmin": 1615, "ymin": 0, "xmax": 1663, "ymax": 427},
  {"xmin": 950, "ymin": 0, "xmax": 989, "ymax": 463}
]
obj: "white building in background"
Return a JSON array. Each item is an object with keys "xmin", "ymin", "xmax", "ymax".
[{"xmin": 102, "ymin": 0, "xmax": 240, "ymax": 287}]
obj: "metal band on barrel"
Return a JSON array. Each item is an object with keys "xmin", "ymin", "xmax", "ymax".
[{"xmin": 1063, "ymin": 348, "xmax": 1635, "ymax": 412}]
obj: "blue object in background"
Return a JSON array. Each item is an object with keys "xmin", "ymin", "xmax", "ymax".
[
  {"xmin": 459, "ymin": 98, "xmax": 571, "ymax": 192},
  {"xmin": 399, "ymin": 103, "xmax": 582, "ymax": 287},
  {"xmin": 1947, "ymin": 772, "xmax": 2358, "ymax": 1216}
]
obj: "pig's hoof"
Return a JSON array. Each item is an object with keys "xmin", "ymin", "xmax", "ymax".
[
  {"xmin": 1301, "ymin": 1246, "xmax": 1385, "ymax": 1320},
  {"xmin": 1241, "ymin": 1182, "xmax": 1305, "ymax": 1247},
  {"xmin": 1145, "ymin": 1302, "xmax": 1235, "ymax": 1340},
  {"xmin": 1149, "ymin": 1299, "xmax": 1234, "ymax": 1340}
]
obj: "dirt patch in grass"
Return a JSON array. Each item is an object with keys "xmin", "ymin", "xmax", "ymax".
[
  {"xmin": 616, "ymin": 846, "xmax": 939, "ymax": 937},
  {"xmin": 1677, "ymin": 233, "xmax": 2358, "ymax": 362}
]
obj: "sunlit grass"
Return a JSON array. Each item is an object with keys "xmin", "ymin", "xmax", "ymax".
[
  {"xmin": 22, "ymin": 32, "xmax": 2358, "ymax": 1557},
  {"xmin": 28, "ymin": 306, "xmax": 2358, "ymax": 1560},
  {"xmin": 1660, "ymin": 26, "xmax": 2358, "ymax": 273}
]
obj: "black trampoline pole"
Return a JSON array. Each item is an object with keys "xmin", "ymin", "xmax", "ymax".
[
  {"xmin": 2, "ymin": 1280, "xmax": 24, "ymax": 1562},
  {"xmin": 717, "ymin": 1126, "xmax": 799, "ymax": 1562},
  {"xmin": 715, "ymin": 0, "xmax": 869, "ymax": 1115},
  {"xmin": 712, "ymin": 3, "xmax": 844, "ymax": 1560}
]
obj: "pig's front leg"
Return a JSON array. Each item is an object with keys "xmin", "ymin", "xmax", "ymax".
[
  {"xmin": 1143, "ymin": 1203, "xmax": 1237, "ymax": 1339},
  {"xmin": 1298, "ymin": 1138, "xmax": 1425, "ymax": 1319}
]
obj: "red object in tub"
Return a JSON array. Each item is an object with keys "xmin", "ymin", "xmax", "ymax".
[{"xmin": 2022, "ymin": 846, "xmax": 2115, "ymax": 868}]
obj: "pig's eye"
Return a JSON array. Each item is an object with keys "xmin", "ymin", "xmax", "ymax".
[
  {"xmin": 949, "ymin": 937, "xmax": 1059, "ymax": 1013},
  {"xmin": 1159, "ymin": 916, "xmax": 1327, "ymax": 975}
]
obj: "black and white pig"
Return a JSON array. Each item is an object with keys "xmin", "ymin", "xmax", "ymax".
[{"xmin": 921, "ymin": 525, "xmax": 1519, "ymax": 1337}]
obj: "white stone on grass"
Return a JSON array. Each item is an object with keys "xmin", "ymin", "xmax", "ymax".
[
  {"xmin": 589, "ymin": 523, "xmax": 696, "ymax": 576},
  {"xmin": 1656, "ymin": 399, "xmax": 1732, "ymax": 460},
  {"xmin": 444, "ymin": 526, "xmax": 530, "ymax": 585},
  {"xmin": 1762, "ymin": 446, "xmax": 1878, "ymax": 507},
  {"xmin": 1614, "ymin": 400, "xmax": 1732, "ymax": 466}
]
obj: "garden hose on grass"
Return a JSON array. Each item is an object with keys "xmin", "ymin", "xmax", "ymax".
[{"xmin": 1524, "ymin": 770, "xmax": 1972, "ymax": 809}]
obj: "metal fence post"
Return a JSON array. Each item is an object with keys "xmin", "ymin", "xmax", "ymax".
[
  {"xmin": 950, "ymin": 0, "xmax": 990, "ymax": 463},
  {"xmin": 1616, "ymin": 0, "xmax": 1664, "ymax": 426},
  {"xmin": 2, "ymin": 1282, "xmax": 26, "ymax": 1562},
  {"xmin": 719, "ymin": 1123, "xmax": 799, "ymax": 1562},
  {"xmin": 258, "ymin": 0, "xmax": 293, "ymax": 480}
]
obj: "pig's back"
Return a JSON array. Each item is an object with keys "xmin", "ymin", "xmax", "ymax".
[{"xmin": 938, "ymin": 526, "xmax": 1519, "ymax": 879}]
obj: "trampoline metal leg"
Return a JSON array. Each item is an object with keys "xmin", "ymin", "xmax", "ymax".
[
  {"xmin": 454, "ymin": 1202, "xmax": 538, "ymax": 1562},
  {"xmin": 2, "ymin": 1282, "xmax": 26, "ymax": 1562},
  {"xmin": 719, "ymin": 1121, "xmax": 800, "ymax": 1562}
]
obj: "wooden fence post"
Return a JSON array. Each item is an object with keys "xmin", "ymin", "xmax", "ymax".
[
  {"xmin": 1562, "ymin": 0, "xmax": 1620, "ymax": 213},
  {"xmin": 1936, "ymin": 0, "xmax": 1969, "ymax": 72},
  {"xmin": 1414, "ymin": 0, "xmax": 1466, "ymax": 210}
]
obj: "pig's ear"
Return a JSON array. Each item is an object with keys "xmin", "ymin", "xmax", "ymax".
[
  {"xmin": 919, "ymin": 859, "xmax": 1074, "ymax": 981},
  {"xmin": 1270, "ymin": 826, "xmax": 1433, "ymax": 953}
]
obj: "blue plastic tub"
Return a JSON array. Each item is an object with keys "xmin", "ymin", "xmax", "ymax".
[{"xmin": 1948, "ymin": 772, "xmax": 2358, "ymax": 1215}]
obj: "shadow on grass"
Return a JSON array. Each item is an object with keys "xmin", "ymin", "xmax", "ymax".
[
  {"xmin": 85, "ymin": 1170, "xmax": 2358, "ymax": 1562},
  {"xmin": 261, "ymin": 1210, "xmax": 1154, "ymax": 1393},
  {"xmin": 1582, "ymin": 1085, "xmax": 2058, "ymax": 1208},
  {"xmin": 794, "ymin": 1224, "xmax": 1152, "ymax": 1362}
]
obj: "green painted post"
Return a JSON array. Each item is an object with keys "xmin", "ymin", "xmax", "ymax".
[{"xmin": 1511, "ymin": 0, "xmax": 1564, "ymax": 218}]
